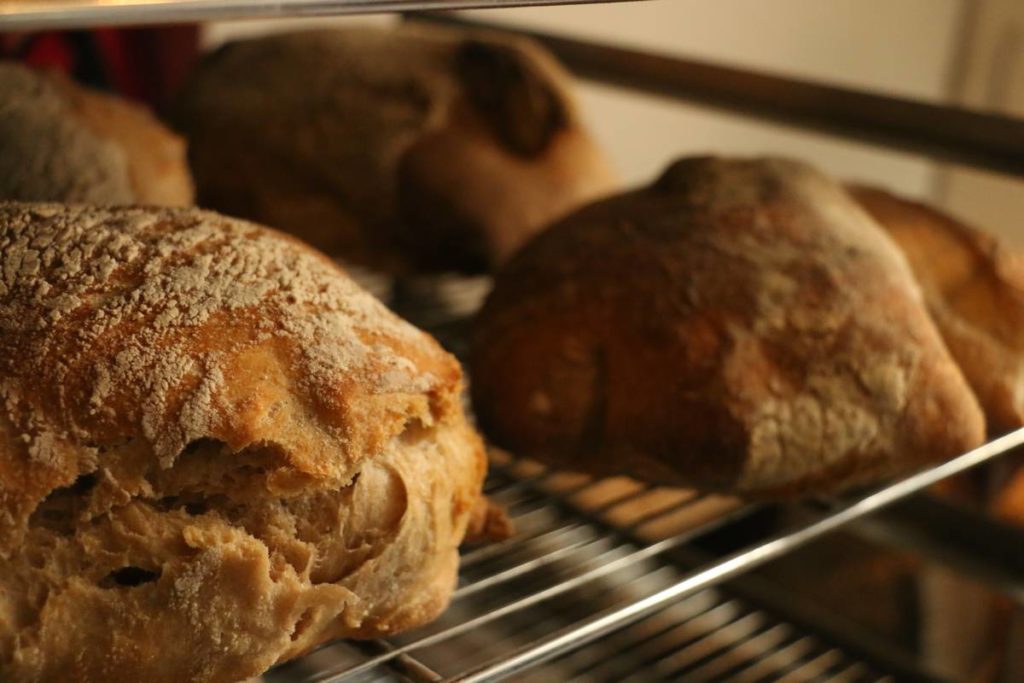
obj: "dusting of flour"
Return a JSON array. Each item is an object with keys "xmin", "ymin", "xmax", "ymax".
[{"xmin": 0, "ymin": 202, "xmax": 431, "ymax": 465}]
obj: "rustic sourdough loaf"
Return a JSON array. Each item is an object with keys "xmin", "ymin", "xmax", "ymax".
[
  {"xmin": 470, "ymin": 157, "xmax": 985, "ymax": 496},
  {"xmin": 0, "ymin": 203, "xmax": 486, "ymax": 682}
]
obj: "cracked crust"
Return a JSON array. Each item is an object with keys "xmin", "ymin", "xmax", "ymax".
[
  {"xmin": 0, "ymin": 63, "xmax": 193, "ymax": 206},
  {"xmin": 850, "ymin": 185, "xmax": 1024, "ymax": 434},
  {"xmin": 471, "ymin": 157, "xmax": 985, "ymax": 497},
  {"xmin": 0, "ymin": 203, "xmax": 486, "ymax": 682},
  {"xmin": 172, "ymin": 24, "xmax": 615, "ymax": 274}
]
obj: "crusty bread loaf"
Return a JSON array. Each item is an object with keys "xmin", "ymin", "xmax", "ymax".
[
  {"xmin": 470, "ymin": 157, "xmax": 985, "ymax": 497},
  {"xmin": 173, "ymin": 25, "xmax": 616, "ymax": 274},
  {"xmin": 0, "ymin": 63, "xmax": 193, "ymax": 206},
  {"xmin": 850, "ymin": 185, "xmax": 1024, "ymax": 434},
  {"xmin": 0, "ymin": 203, "xmax": 486, "ymax": 682}
]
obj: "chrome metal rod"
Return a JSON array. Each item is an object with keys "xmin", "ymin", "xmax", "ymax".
[
  {"xmin": 449, "ymin": 427, "xmax": 1024, "ymax": 682},
  {"xmin": 410, "ymin": 13, "xmax": 1024, "ymax": 177},
  {"xmin": 0, "ymin": 0, "xmax": 641, "ymax": 31},
  {"xmin": 455, "ymin": 487, "xmax": 678, "ymax": 598}
]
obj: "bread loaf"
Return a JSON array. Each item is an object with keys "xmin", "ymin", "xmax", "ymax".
[
  {"xmin": 0, "ymin": 63, "xmax": 193, "ymax": 206},
  {"xmin": 850, "ymin": 185, "xmax": 1024, "ymax": 433},
  {"xmin": 470, "ymin": 157, "xmax": 985, "ymax": 496},
  {"xmin": 0, "ymin": 203, "xmax": 486, "ymax": 682},
  {"xmin": 173, "ymin": 25, "xmax": 616, "ymax": 274}
]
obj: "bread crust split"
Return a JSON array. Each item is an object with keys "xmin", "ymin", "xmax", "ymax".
[
  {"xmin": 0, "ymin": 63, "xmax": 194, "ymax": 206},
  {"xmin": 0, "ymin": 203, "xmax": 487, "ymax": 682},
  {"xmin": 471, "ymin": 156, "xmax": 985, "ymax": 497},
  {"xmin": 173, "ymin": 24, "xmax": 616, "ymax": 275},
  {"xmin": 850, "ymin": 185, "xmax": 1024, "ymax": 434}
]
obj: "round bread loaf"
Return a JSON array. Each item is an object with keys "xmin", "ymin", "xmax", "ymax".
[
  {"xmin": 470, "ymin": 157, "xmax": 985, "ymax": 497},
  {"xmin": 173, "ymin": 25, "xmax": 616, "ymax": 274},
  {"xmin": 0, "ymin": 203, "xmax": 486, "ymax": 682},
  {"xmin": 0, "ymin": 63, "xmax": 193, "ymax": 206},
  {"xmin": 850, "ymin": 185, "xmax": 1024, "ymax": 434}
]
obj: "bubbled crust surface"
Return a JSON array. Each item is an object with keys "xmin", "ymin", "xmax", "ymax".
[
  {"xmin": 0, "ymin": 203, "xmax": 486, "ymax": 682},
  {"xmin": 471, "ymin": 157, "xmax": 984, "ymax": 497},
  {"xmin": 173, "ymin": 25, "xmax": 615, "ymax": 274},
  {"xmin": 0, "ymin": 63, "xmax": 193, "ymax": 206},
  {"xmin": 850, "ymin": 185, "xmax": 1024, "ymax": 434}
]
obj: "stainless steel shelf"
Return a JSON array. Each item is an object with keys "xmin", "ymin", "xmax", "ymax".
[
  {"xmin": 0, "ymin": 0, "xmax": 637, "ymax": 31},
  {"xmin": 410, "ymin": 13, "xmax": 1024, "ymax": 177}
]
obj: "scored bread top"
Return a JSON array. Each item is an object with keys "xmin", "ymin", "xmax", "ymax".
[{"xmin": 0, "ymin": 202, "xmax": 461, "ymax": 551}]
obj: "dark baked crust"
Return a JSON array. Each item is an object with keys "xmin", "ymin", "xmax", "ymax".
[{"xmin": 471, "ymin": 157, "xmax": 985, "ymax": 497}]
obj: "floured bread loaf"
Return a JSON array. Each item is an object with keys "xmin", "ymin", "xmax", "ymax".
[
  {"xmin": 173, "ymin": 24, "xmax": 616, "ymax": 274},
  {"xmin": 850, "ymin": 185, "xmax": 1024, "ymax": 434},
  {"xmin": 0, "ymin": 203, "xmax": 486, "ymax": 682},
  {"xmin": 0, "ymin": 63, "xmax": 193, "ymax": 206},
  {"xmin": 470, "ymin": 157, "xmax": 984, "ymax": 497}
]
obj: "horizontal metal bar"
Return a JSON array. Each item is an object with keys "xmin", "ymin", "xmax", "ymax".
[
  {"xmin": 0, "ymin": 0, "xmax": 641, "ymax": 31},
  {"xmin": 644, "ymin": 611, "xmax": 764, "ymax": 679},
  {"xmin": 456, "ymin": 487, "xmax": 682, "ymax": 598},
  {"xmin": 347, "ymin": 640, "xmax": 443, "ymax": 683},
  {"xmin": 670, "ymin": 621, "xmax": 791, "ymax": 682},
  {"xmin": 448, "ymin": 427, "xmax": 1024, "ymax": 682},
  {"xmin": 776, "ymin": 649, "xmax": 845, "ymax": 683},
  {"xmin": 729, "ymin": 635, "xmax": 816, "ymax": 683},
  {"xmin": 459, "ymin": 512, "xmax": 579, "ymax": 567},
  {"xmin": 410, "ymin": 13, "xmax": 1024, "ymax": 177},
  {"xmin": 563, "ymin": 590, "xmax": 722, "ymax": 679}
]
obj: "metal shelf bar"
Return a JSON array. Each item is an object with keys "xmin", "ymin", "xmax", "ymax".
[
  {"xmin": 0, "ymin": 0, "xmax": 640, "ymax": 32},
  {"xmin": 448, "ymin": 427, "xmax": 1024, "ymax": 682},
  {"xmin": 411, "ymin": 13, "xmax": 1024, "ymax": 177}
]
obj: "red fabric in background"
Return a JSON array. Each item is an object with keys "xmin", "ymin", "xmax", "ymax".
[{"xmin": 1, "ymin": 26, "xmax": 199, "ymax": 109}]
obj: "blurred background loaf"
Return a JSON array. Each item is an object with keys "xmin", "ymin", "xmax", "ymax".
[{"xmin": 0, "ymin": 62, "xmax": 193, "ymax": 206}]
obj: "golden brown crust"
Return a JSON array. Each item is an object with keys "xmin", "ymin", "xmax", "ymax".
[
  {"xmin": 471, "ymin": 157, "xmax": 985, "ymax": 497},
  {"xmin": 173, "ymin": 25, "xmax": 615, "ymax": 274},
  {"xmin": 0, "ymin": 63, "xmax": 193, "ymax": 206},
  {"xmin": 0, "ymin": 203, "xmax": 486, "ymax": 682},
  {"xmin": 849, "ymin": 185, "xmax": 1024, "ymax": 434}
]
